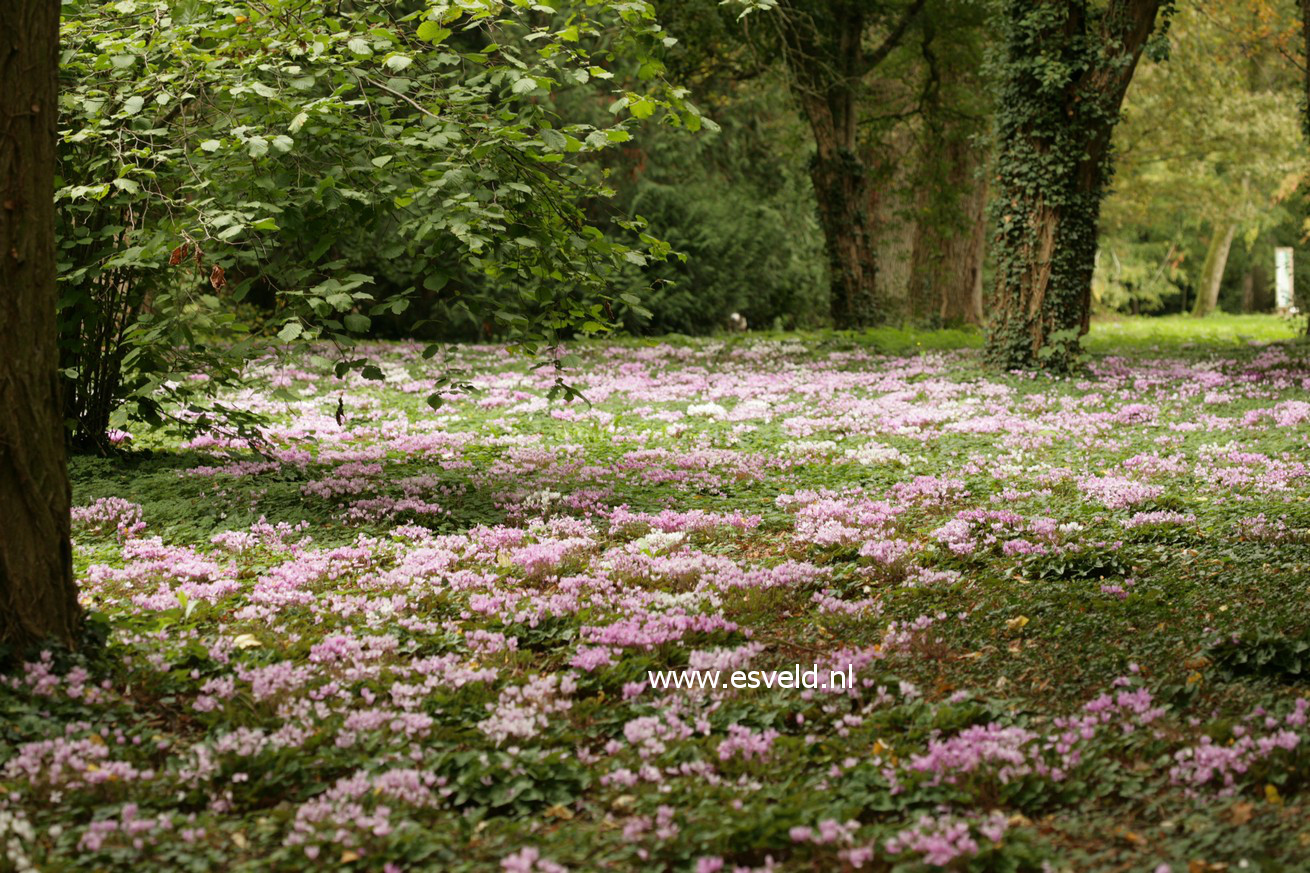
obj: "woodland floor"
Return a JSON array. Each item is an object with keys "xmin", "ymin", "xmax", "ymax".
[{"xmin": 4, "ymin": 315, "xmax": 1310, "ymax": 872}]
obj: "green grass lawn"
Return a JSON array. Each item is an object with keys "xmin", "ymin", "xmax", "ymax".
[
  {"xmin": 711, "ymin": 313, "xmax": 1304, "ymax": 357},
  {"xmin": 1085, "ymin": 313, "xmax": 1304, "ymax": 351}
]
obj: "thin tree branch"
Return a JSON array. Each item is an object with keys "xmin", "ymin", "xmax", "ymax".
[{"xmin": 860, "ymin": 0, "xmax": 927, "ymax": 75}]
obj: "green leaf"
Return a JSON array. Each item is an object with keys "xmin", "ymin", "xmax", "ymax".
[
  {"xmin": 512, "ymin": 76, "xmax": 539, "ymax": 95},
  {"xmin": 343, "ymin": 313, "xmax": 371, "ymax": 333},
  {"xmin": 277, "ymin": 322, "xmax": 303, "ymax": 341},
  {"xmin": 417, "ymin": 21, "xmax": 451, "ymax": 44},
  {"xmin": 628, "ymin": 97, "xmax": 656, "ymax": 120},
  {"xmin": 122, "ymin": 95, "xmax": 145, "ymax": 115},
  {"xmin": 247, "ymin": 136, "xmax": 269, "ymax": 158},
  {"xmin": 540, "ymin": 129, "xmax": 567, "ymax": 151},
  {"xmin": 199, "ymin": 139, "xmax": 221, "ymax": 152}
]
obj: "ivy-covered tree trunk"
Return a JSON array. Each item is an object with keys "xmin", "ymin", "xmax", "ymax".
[
  {"xmin": 0, "ymin": 0, "xmax": 81, "ymax": 651},
  {"xmin": 1191, "ymin": 221, "xmax": 1237, "ymax": 318},
  {"xmin": 985, "ymin": 0, "xmax": 1168, "ymax": 370},
  {"xmin": 775, "ymin": 0, "xmax": 925, "ymax": 329}
]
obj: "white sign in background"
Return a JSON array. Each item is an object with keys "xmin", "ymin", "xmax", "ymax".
[{"xmin": 1275, "ymin": 247, "xmax": 1295, "ymax": 310}]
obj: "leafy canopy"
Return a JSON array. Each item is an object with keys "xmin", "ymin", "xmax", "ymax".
[{"xmin": 57, "ymin": 0, "xmax": 705, "ymax": 441}]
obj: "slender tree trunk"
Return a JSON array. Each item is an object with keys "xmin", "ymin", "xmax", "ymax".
[
  {"xmin": 1302, "ymin": 0, "xmax": 1310, "ymax": 139},
  {"xmin": 985, "ymin": 0, "xmax": 1167, "ymax": 370},
  {"xmin": 0, "ymin": 0, "xmax": 81, "ymax": 650},
  {"xmin": 909, "ymin": 136, "xmax": 988, "ymax": 326},
  {"xmin": 1254, "ymin": 264, "xmax": 1270, "ymax": 310},
  {"xmin": 1241, "ymin": 269, "xmax": 1255, "ymax": 313},
  {"xmin": 1191, "ymin": 221, "xmax": 1237, "ymax": 317}
]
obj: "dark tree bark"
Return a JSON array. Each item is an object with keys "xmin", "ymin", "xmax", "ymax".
[
  {"xmin": 908, "ymin": 131, "xmax": 987, "ymax": 327},
  {"xmin": 985, "ymin": 0, "xmax": 1167, "ymax": 370},
  {"xmin": 906, "ymin": 7, "xmax": 989, "ymax": 327},
  {"xmin": 1302, "ymin": 0, "xmax": 1310, "ymax": 139},
  {"xmin": 1301, "ymin": 0, "xmax": 1310, "ymax": 335},
  {"xmin": 866, "ymin": 130, "xmax": 916, "ymax": 313},
  {"xmin": 1, "ymin": 0, "xmax": 81, "ymax": 650},
  {"xmin": 776, "ymin": 0, "xmax": 925, "ymax": 329}
]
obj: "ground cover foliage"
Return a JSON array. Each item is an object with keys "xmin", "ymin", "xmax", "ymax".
[{"xmin": 4, "ymin": 319, "xmax": 1310, "ymax": 871}]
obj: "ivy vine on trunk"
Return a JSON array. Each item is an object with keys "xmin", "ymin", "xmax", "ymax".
[{"xmin": 985, "ymin": 0, "xmax": 1173, "ymax": 371}]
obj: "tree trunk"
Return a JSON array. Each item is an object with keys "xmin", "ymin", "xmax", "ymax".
[
  {"xmin": 985, "ymin": 0, "xmax": 1167, "ymax": 370},
  {"xmin": 868, "ymin": 133, "xmax": 916, "ymax": 318},
  {"xmin": 1241, "ymin": 269, "xmax": 1255, "ymax": 313},
  {"xmin": 0, "ymin": 0, "xmax": 81, "ymax": 650},
  {"xmin": 909, "ymin": 136, "xmax": 988, "ymax": 326},
  {"xmin": 776, "ymin": 0, "xmax": 926, "ymax": 328},
  {"xmin": 1191, "ymin": 221, "xmax": 1237, "ymax": 317},
  {"xmin": 778, "ymin": 2, "xmax": 880, "ymax": 328},
  {"xmin": 810, "ymin": 147, "xmax": 879, "ymax": 328},
  {"xmin": 1302, "ymin": 0, "xmax": 1310, "ymax": 140}
]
